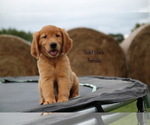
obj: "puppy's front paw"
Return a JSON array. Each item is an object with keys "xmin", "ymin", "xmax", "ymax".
[
  {"xmin": 43, "ymin": 99, "xmax": 56, "ymax": 105},
  {"xmin": 57, "ymin": 97, "xmax": 69, "ymax": 103}
]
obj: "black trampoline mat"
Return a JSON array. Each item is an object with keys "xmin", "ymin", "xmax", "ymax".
[
  {"xmin": 0, "ymin": 76, "xmax": 148, "ymax": 112},
  {"xmin": 0, "ymin": 77, "xmax": 92, "ymax": 112}
]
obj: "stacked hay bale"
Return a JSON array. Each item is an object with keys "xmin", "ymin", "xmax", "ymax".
[
  {"xmin": 0, "ymin": 35, "xmax": 38, "ymax": 77},
  {"xmin": 68, "ymin": 28, "xmax": 127, "ymax": 77},
  {"xmin": 120, "ymin": 24, "xmax": 150, "ymax": 86}
]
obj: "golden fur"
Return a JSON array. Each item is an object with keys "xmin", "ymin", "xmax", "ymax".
[{"xmin": 31, "ymin": 25, "xmax": 79, "ymax": 104}]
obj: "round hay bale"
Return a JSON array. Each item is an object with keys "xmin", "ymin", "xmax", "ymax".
[
  {"xmin": 121, "ymin": 24, "xmax": 150, "ymax": 86},
  {"xmin": 67, "ymin": 28, "xmax": 127, "ymax": 77},
  {"xmin": 120, "ymin": 24, "xmax": 148, "ymax": 56},
  {"xmin": 0, "ymin": 35, "xmax": 38, "ymax": 77}
]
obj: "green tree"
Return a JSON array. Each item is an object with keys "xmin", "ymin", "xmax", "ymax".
[{"xmin": 108, "ymin": 33, "xmax": 124, "ymax": 43}]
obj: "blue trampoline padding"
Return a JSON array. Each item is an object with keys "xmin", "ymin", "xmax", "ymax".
[{"xmin": 0, "ymin": 76, "xmax": 148, "ymax": 112}]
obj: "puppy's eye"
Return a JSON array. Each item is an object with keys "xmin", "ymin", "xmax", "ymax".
[
  {"xmin": 42, "ymin": 35, "xmax": 48, "ymax": 38},
  {"xmin": 56, "ymin": 34, "xmax": 60, "ymax": 37}
]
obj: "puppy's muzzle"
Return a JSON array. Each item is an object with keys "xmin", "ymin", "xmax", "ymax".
[
  {"xmin": 50, "ymin": 42, "xmax": 57, "ymax": 49},
  {"xmin": 49, "ymin": 42, "xmax": 59, "ymax": 57}
]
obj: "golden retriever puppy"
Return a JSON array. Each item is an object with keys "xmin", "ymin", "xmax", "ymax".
[{"xmin": 31, "ymin": 25, "xmax": 79, "ymax": 105}]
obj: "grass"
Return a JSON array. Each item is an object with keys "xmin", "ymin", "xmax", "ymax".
[
  {"xmin": 108, "ymin": 113, "xmax": 150, "ymax": 125},
  {"xmin": 108, "ymin": 102, "xmax": 150, "ymax": 125}
]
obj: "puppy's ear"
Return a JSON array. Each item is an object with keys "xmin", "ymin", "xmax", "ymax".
[
  {"xmin": 61, "ymin": 29, "xmax": 72, "ymax": 54},
  {"xmin": 31, "ymin": 32, "xmax": 40, "ymax": 59}
]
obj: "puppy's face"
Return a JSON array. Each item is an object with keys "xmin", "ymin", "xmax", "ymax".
[
  {"xmin": 39, "ymin": 26, "xmax": 62, "ymax": 58},
  {"xmin": 31, "ymin": 25, "xmax": 72, "ymax": 59}
]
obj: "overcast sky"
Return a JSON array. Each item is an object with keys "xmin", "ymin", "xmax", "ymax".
[{"xmin": 0, "ymin": 0, "xmax": 149, "ymax": 35}]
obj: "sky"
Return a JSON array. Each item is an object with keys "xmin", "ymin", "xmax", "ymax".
[{"xmin": 0, "ymin": 0, "xmax": 150, "ymax": 35}]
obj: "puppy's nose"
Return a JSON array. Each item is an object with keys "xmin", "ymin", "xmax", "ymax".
[{"xmin": 50, "ymin": 42, "xmax": 57, "ymax": 49}]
